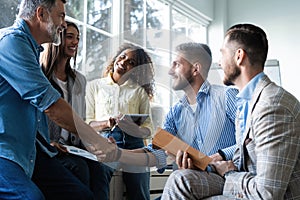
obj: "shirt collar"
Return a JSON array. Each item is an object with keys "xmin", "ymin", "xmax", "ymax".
[
  {"xmin": 107, "ymin": 72, "xmax": 136, "ymax": 87},
  {"xmin": 236, "ymin": 72, "xmax": 265, "ymax": 105},
  {"xmin": 181, "ymin": 80, "xmax": 211, "ymax": 105},
  {"xmin": 15, "ymin": 18, "xmax": 43, "ymax": 53}
]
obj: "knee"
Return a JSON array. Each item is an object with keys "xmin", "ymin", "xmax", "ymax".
[
  {"xmin": 164, "ymin": 170, "xmax": 184, "ymax": 188},
  {"xmin": 25, "ymin": 188, "xmax": 45, "ymax": 200},
  {"xmin": 164, "ymin": 169, "xmax": 195, "ymax": 189},
  {"xmin": 167, "ymin": 169, "xmax": 186, "ymax": 182}
]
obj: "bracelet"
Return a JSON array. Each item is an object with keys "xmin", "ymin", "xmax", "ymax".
[{"xmin": 143, "ymin": 148, "xmax": 150, "ymax": 166}]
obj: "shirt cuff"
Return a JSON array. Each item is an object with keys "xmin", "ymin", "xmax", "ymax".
[{"xmin": 144, "ymin": 144, "xmax": 167, "ymax": 170}]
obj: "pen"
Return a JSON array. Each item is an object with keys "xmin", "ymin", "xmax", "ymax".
[{"xmin": 111, "ymin": 114, "xmax": 125, "ymax": 131}]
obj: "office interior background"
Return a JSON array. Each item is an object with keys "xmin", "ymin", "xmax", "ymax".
[{"xmin": 1, "ymin": 0, "xmax": 299, "ymax": 117}]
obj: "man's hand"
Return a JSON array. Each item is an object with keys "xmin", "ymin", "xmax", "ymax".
[
  {"xmin": 175, "ymin": 150, "xmax": 196, "ymax": 170},
  {"xmin": 209, "ymin": 152, "xmax": 224, "ymax": 162},
  {"xmin": 211, "ymin": 160, "xmax": 237, "ymax": 177}
]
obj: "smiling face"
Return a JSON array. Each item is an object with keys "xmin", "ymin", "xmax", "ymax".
[
  {"xmin": 169, "ymin": 53, "xmax": 195, "ymax": 91},
  {"xmin": 63, "ymin": 25, "xmax": 79, "ymax": 58},
  {"xmin": 112, "ymin": 49, "xmax": 137, "ymax": 81},
  {"xmin": 45, "ymin": 0, "xmax": 67, "ymax": 45}
]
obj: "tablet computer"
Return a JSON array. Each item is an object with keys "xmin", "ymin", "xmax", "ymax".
[{"xmin": 123, "ymin": 114, "xmax": 149, "ymax": 126}]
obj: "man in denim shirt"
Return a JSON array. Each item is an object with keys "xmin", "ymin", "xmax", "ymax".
[{"xmin": 0, "ymin": 0, "xmax": 118, "ymax": 199}]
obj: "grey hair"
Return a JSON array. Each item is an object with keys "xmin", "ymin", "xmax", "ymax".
[
  {"xmin": 18, "ymin": 0, "xmax": 66, "ymax": 20},
  {"xmin": 175, "ymin": 42, "xmax": 212, "ymax": 78}
]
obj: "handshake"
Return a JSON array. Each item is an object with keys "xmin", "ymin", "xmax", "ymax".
[{"xmin": 84, "ymin": 136, "xmax": 122, "ymax": 163}]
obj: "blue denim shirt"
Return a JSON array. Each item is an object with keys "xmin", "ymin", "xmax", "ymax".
[
  {"xmin": 0, "ymin": 18, "xmax": 61, "ymax": 177},
  {"xmin": 146, "ymin": 81, "xmax": 238, "ymax": 170}
]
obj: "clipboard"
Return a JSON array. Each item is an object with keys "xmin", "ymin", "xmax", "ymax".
[
  {"xmin": 152, "ymin": 128, "xmax": 212, "ymax": 170},
  {"xmin": 63, "ymin": 145, "xmax": 98, "ymax": 161}
]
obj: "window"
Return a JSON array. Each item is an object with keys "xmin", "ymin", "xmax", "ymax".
[
  {"xmin": 121, "ymin": 0, "xmax": 209, "ymax": 109},
  {"xmin": 65, "ymin": 0, "xmax": 114, "ymax": 81},
  {"xmin": 0, "ymin": 1, "xmax": 20, "ymax": 28},
  {"xmin": 0, "ymin": 0, "xmax": 209, "ymax": 113}
]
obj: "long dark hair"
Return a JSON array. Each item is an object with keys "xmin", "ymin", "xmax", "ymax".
[
  {"xmin": 103, "ymin": 43, "xmax": 155, "ymax": 99},
  {"xmin": 41, "ymin": 21, "xmax": 79, "ymax": 80}
]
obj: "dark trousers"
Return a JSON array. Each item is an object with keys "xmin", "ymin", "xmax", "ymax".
[
  {"xmin": 31, "ymin": 145, "xmax": 94, "ymax": 200},
  {"xmin": 0, "ymin": 157, "xmax": 44, "ymax": 200},
  {"xmin": 100, "ymin": 127, "xmax": 150, "ymax": 200},
  {"xmin": 98, "ymin": 163, "xmax": 150, "ymax": 200},
  {"xmin": 57, "ymin": 154, "xmax": 109, "ymax": 200}
]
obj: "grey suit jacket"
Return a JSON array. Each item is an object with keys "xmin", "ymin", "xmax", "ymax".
[{"xmin": 223, "ymin": 75, "xmax": 300, "ymax": 200}]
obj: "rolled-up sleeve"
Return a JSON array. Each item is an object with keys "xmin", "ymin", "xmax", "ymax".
[{"xmin": 145, "ymin": 143, "xmax": 167, "ymax": 170}]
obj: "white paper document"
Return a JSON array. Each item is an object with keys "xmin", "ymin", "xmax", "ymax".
[{"xmin": 63, "ymin": 145, "xmax": 98, "ymax": 161}]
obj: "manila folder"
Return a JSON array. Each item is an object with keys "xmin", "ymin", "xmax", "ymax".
[{"xmin": 152, "ymin": 128, "xmax": 212, "ymax": 170}]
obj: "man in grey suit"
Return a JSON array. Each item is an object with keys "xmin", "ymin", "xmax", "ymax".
[{"xmin": 161, "ymin": 23, "xmax": 300, "ymax": 199}]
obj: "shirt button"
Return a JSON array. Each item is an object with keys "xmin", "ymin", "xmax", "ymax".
[{"xmin": 30, "ymin": 159, "xmax": 34, "ymax": 163}]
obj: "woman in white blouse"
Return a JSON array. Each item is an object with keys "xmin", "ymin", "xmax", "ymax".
[{"xmin": 86, "ymin": 43, "xmax": 155, "ymax": 200}]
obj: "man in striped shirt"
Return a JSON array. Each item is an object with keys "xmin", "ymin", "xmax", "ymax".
[
  {"xmin": 91, "ymin": 43, "xmax": 238, "ymax": 193},
  {"xmin": 144, "ymin": 42, "xmax": 238, "ymax": 178}
]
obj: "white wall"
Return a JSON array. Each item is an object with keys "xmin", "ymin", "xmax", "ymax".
[
  {"xmin": 183, "ymin": 0, "xmax": 214, "ymax": 20},
  {"xmin": 208, "ymin": 0, "xmax": 300, "ymax": 100}
]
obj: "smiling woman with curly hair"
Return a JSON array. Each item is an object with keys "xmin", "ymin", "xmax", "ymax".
[{"xmin": 86, "ymin": 43, "xmax": 155, "ymax": 200}]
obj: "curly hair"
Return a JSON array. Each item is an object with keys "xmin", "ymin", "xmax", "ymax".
[{"xmin": 103, "ymin": 43, "xmax": 155, "ymax": 99}]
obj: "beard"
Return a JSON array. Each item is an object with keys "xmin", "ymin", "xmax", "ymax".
[
  {"xmin": 172, "ymin": 73, "xmax": 194, "ymax": 91},
  {"xmin": 47, "ymin": 16, "xmax": 61, "ymax": 46},
  {"xmin": 223, "ymin": 64, "xmax": 241, "ymax": 86}
]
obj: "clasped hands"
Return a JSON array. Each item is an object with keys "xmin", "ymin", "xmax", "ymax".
[
  {"xmin": 85, "ymin": 136, "xmax": 122, "ymax": 163},
  {"xmin": 86, "ymin": 114, "xmax": 140, "ymax": 163},
  {"xmin": 168, "ymin": 150, "xmax": 237, "ymax": 177}
]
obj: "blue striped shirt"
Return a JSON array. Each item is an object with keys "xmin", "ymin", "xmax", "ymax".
[{"xmin": 146, "ymin": 81, "xmax": 238, "ymax": 170}]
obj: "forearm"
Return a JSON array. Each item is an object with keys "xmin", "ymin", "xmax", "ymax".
[
  {"xmin": 135, "ymin": 127, "xmax": 151, "ymax": 138},
  {"xmin": 118, "ymin": 148, "xmax": 157, "ymax": 167},
  {"xmin": 45, "ymin": 98, "xmax": 78, "ymax": 133},
  {"xmin": 118, "ymin": 123, "xmax": 151, "ymax": 139},
  {"xmin": 89, "ymin": 120, "xmax": 110, "ymax": 132}
]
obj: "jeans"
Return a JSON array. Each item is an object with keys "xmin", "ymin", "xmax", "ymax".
[
  {"xmin": 0, "ymin": 157, "xmax": 45, "ymax": 200},
  {"xmin": 58, "ymin": 154, "xmax": 110, "ymax": 200},
  {"xmin": 31, "ymin": 145, "xmax": 94, "ymax": 200},
  {"xmin": 99, "ymin": 127, "xmax": 150, "ymax": 200},
  {"xmin": 103, "ymin": 126, "xmax": 144, "ymax": 149}
]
